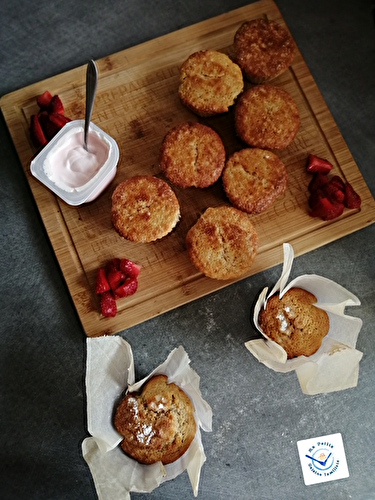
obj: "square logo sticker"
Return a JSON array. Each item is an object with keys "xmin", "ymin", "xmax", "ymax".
[{"xmin": 297, "ymin": 433, "xmax": 349, "ymax": 485}]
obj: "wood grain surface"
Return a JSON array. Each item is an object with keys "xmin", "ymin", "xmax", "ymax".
[{"xmin": 1, "ymin": 0, "xmax": 374, "ymax": 337}]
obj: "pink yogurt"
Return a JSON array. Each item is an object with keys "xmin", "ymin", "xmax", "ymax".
[{"xmin": 44, "ymin": 128, "xmax": 110, "ymax": 192}]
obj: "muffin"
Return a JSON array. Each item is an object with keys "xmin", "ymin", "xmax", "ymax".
[
  {"xmin": 234, "ymin": 18, "xmax": 296, "ymax": 83},
  {"xmin": 114, "ymin": 374, "xmax": 196, "ymax": 465},
  {"xmin": 159, "ymin": 122, "xmax": 226, "ymax": 188},
  {"xmin": 234, "ymin": 84, "xmax": 299, "ymax": 150},
  {"xmin": 111, "ymin": 175, "xmax": 180, "ymax": 242},
  {"xmin": 258, "ymin": 287, "xmax": 330, "ymax": 358},
  {"xmin": 222, "ymin": 148, "xmax": 288, "ymax": 214},
  {"xmin": 186, "ymin": 205, "xmax": 258, "ymax": 280},
  {"xmin": 178, "ymin": 50, "xmax": 244, "ymax": 117}
]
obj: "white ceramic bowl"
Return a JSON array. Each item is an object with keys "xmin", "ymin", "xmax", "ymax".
[{"xmin": 30, "ymin": 120, "xmax": 119, "ymax": 206}]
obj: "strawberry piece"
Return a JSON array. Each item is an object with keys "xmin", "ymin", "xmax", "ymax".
[
  {"xmin": 38, "ymin": 110, "xmax": 60, "ymax": 139},
  {"xmin": 119, "ymin": 258, "xmax": 141, "ymax": 279},
  {"xmin": 308, "ymin": 173, "xmax": 328, "ymax": 193},
  {"xmin": 115, "ymin": 278, "xmax": 138, "ymax": 298},
  {"xmin": 107, "ymin": 270, "xmax": 125, "ymax": 292},
  {"xmin": 36, "ymin": 90, "xmax": 53, "ymax": 110},
  {"xmin": 324, "ymin": 181, "xmax": 345, "ymax": 204},
  {"xmin": 48, "ymin": 94, "xmax": 64, "ymax": 115},
  {"xmin": 100, "ymin": 291, "xmax": 117, "ymax": 317},
  {"xmin": 329, "ymin": 175, "xmax": 345, "ymax": 192},
  {"xmin": 48, "ymin": 112, "xmax": 71, "ymax": 129},
  {"xmin": 306, "ymin": 154, "xmax": 333, "ymax": 174},
  {"xmin": 309, "ymin": 194, "xmax": 344, "ymax": 220},
  {"xmin": 344, "ymin": 182, "xmax": 361, "ymax": 209},
  {"xmin": 106, "ymin": 258, "xmax": 121, "ymax": 273},
  {"xmin": 29, "ymin": 114, "xmax": 47, "ymax": 148},
  {"xmin": 95, "ymin": 268, "xmax": 110, "ymax": 294}
]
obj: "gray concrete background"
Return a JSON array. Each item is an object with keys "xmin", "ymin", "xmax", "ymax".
[{"xmin": 1, "ymin": 1, "xmax": 374, "ymax": 499}]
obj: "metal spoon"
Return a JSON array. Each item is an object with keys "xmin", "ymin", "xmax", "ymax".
[{"xmin": 83, "ymin": 59, "xmax": 98, "ymax": 151}]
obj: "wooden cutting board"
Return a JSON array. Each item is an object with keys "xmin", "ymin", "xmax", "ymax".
[{"xmin": 1, "ymin": 0, "xmax": 374, "ymax": 337}]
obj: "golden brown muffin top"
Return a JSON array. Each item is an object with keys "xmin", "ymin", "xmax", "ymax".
[
  {"xmin": 159, "ymin": 122, "xmax": 226, "ymax": 188},
  {"xmin": 258, "ymin": 287, "xmax": 330, "ymax": 358},
  {"xmin": 234, "ymin": 84, "xmax": 300, "ymax": 150},
  {"xmin": 185, "ymin": 205, "xmax": 258, "ymax": 280},
  {"xmin": 234, "ymin": 18, "xmax": 296, "ymax": 83},
  {"xmin": 178, "ymin": 50, "xmax": 244, "ymax": 117},
  {"xmin": 111, "ymin": 175, "xmax": 180, "ymax": 243},
  {"xmin": 222, "ymin": 148, "xmax": 288, "ymax": 214},
  {"xmin": 114, "ymin": 374, "xmax": 196, "ymax": 465}
]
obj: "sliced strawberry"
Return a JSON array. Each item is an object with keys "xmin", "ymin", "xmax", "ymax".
[
  {"xmin": 306, "ymin": 154, "xmax": 333, "ymax": 174},
  {"xmin": 48, "ymin": 94, "xmax": 64, "ymax": 115},
  {"xmin": 100, "ymin": 291, "xmax": 117, "ymax": 317},
  {"xmin": 95, "ymin": 268, "xmax": 110, "ymax": 294},
  {"xmin": 107, "ymin": 269, "xmax": 125, "ymax": 292},
  {"xmin": 38, "ymin": 110, "xmax": 60, "ymax": 139},
  {"xmin": 115, "ymin": 278, "xmax": 138, "ymax": 298},
  {"xmin": 324, "ymin": 182, "xmax": 345, "ymax": 204},
  {"xmin": 36, "ymin": 90, "xmax": 53, "ymax": 110},
  {"xmin": 309, "ymin": 195, "xmax": 344, "ymax": 220},
  {"xmin": 106, "ymin": 258, "xmax": 121, "ymax": 273},
  {"xmin": 329, "ymin": 175, "xmax": 345, "ymax": 192},
  {"xmin": 344, "ymin": 182, "xmax": 361, "ymax": 209},
  {"xmin": 29, "ymin": 114, "xmax": 48, "ymax": 148},
  {"xmin": 308, "ymin": 173, "xmax": 328, "ymax": 193},
  {"xmin": 48, "ymin": 112, "xmax": 71, "ymax": 129},
  {"xmin": 119, "ymin": 258, "xmax": 141, "ymax": 279}
]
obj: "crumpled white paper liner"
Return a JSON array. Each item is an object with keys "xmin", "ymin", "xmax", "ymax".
[
  {"xmin": 82, "ymin": 337, "xmax": 212, "ymax": 499},
  {"xmin": 245, "ymin": 243, "xmax": 363, "ymax": 395}
]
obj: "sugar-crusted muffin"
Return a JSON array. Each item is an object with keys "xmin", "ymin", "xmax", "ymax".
[
  {"xmin": 222, "ymin": 148, "xmax": 288, "ymax": 214},
  {"xmin": 258, "ymin": 287, "xmax": 330, "ymax": 359},
  {"xmin": 159, "ymin": 122, "xmax": 226, "ymax": 188},
  {"xmin": 114, "ymin": 374, "xmax": 196, "ymax": 465},
  {"xmin": 234, "ymin": 84, "xmax": 299, "ymax": 150},
  {"xmin": 186, "ymin": 205, "xmax": 258, "ymax": 280},
  {"xmin": 178, "ymin": 50, "xmax": 244, "ymax": 117},
  {"xmin": 111, "ymin": 175, "xmax": 180, "ymax": 243},
  {"xmin": 234, "ymin": 18, "xmax": 296, "ymax": 83}
]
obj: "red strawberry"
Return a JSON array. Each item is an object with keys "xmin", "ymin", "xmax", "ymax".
[
  {"xmin": 119, "ymin": 258, "xmax": 141, "ymax": 279},
  {"xmin": 48, "ymin": 112, "xmax": 71, "ymax": 129},
  {"xmin": 48, "ymin": 94, "xmax": 64, "ymax": 115},
  {"xmin": 36, "ymin": 90, "xmax": 53, "ymax": 110},
  {"xmin": 107, "ymin": 270, "xmax": 125, "ymax": 292},
  {"xmin": 329, "ymin": 175, "xmax": 345, "ymax": 192},
  {"xmin": 306, "ymin": 154, "xmax": 333, "ymax": 174},
  {"xmin": 38, "ymin": 110, "xmax": 60, "ymax": 139},
  {"xmin": 309, "ymin": 195, "xmax": 344, "ymax": 220},
  {"xmin": 100, "ymin": 291, "xmax": 117, "ymax": 317},
  {"xmin": 106, "ymin": 258, "xmax": 121, "ymax": 273},
  {"xmin": 29, "ymin": 114, "xmax": 47, "ymax": 148},
  {"xmin": 308, "ymin": 173, "xmax": 328, "ymax": 193},
  {"xmin": 324, "ymin": 181, "xmax": 345, "ymax": 204},
  {"xmin": 95, "ymin": 268, "xmax": 110, "ymax": 294},
  {"xmin": 115, "ymin": 278, "xmax": 138, "ymax": 298},
  {"xmin": 344, "ymin": 182, "xmax": 361, "ymax": 209}
]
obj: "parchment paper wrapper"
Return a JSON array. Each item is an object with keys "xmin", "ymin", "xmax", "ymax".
[
  {"xmin": 82, "ymin": 337, "xmax": 212, "ymax": 499},
  {"xmin": 245, "ymin": 243, "xmax": 363, "ymax": 395}
]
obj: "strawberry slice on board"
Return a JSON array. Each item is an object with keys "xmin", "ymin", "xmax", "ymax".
[
  {"xmin": 309, "ymin": 194, "xmax": 344, "ymax": 221},
  {"xmin": 48, "ymin": 112, "xmax": 71, "ymax": 129},
  {"xmin": 95, "ymin": 268, "xmax": 110, "ymax": 294},
  {"xmin": 119, "ymin": 258, "xmax": 141, "ymax": 279},
  {"xmin": 115, "ymin": 278, "xmax": 138, "ymax": 298},
  {"xmin": 29, "ymin": 114, "xmax": 48, "ymax": 148},
  {"xmin": 36, "ymin": 90, "xmax": 53, "ymax": 110},
  {"xmin": 100, "ymin": 291, "xmax": 117, "ymax": 317},
  {"xmin": 48, "ymin": 94, "xmax": 64, "ymax": 115},
  {"xmin": 306, "ymin": 154, "xmax": 333, "ymax": 174},
  {"xmin": 344, "ymin": 182, "xmax": 362, "ymax": 209}
]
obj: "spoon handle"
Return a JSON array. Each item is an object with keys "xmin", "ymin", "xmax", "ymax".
[{"xmin": 84, "ymin": 59, "xmax": 98, "ymax": 150}]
